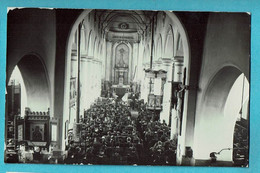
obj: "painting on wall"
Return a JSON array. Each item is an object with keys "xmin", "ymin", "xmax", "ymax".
[{"xmin": 30, "ymin": 124, "xmax": 44, "ymax": 142}]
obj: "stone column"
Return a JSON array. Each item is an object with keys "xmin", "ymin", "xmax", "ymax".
[
  {"xmin": 173, "ymin": 56, "xmax": 184, "ymax": 83},
  {"xmin": 102, "ymin": 38, "xmax": 107, "ymax": 81},
  {"xmin": 154, "ymin": 60, "xmax": 162, "ymax": 71},
  {"xmin": 160, "ymin": 58, "xmax": 173, "ymax": 125},
  {"xmin": 170, "ymin": 56, "xmax": 184, "ymax": 139},
  {"xmin": 136, "ymin": 42, "xmax": 143, "ymax": 83},
  {"xmin": 106, "ymin": 41, "xmax": 112, "ymax": 81},
  {"xmin": 140, "ymin": 63, "xmax": 149, "ymax": 103},
  {"xmin": 71, "ymin": 49, "xmax": 78, "ymax": 78},
  {"xmin": 69, "ymin": 49, "xmax": 78, "ymax": 128},
  {"xmin": 98, "ymin": 61, "xmax": 102, "ymax": 97},
  {"xmin": 80, "ymin": 54, "xmax": 89, "ymax": 115},
  {"xmin": 132, "ymin": 43, "xmax": 138, "ymax": 82},
  {"xmin": 90, "ymin": 57, "xmax": 95, "ymax": 104},
  {"xmin": 87, "ymin": 56, "xmax": 94, "ymax": 109},
  {"xmin": 93, "ymin": 59, "xmax": 102, "ymax": 100},
  {"xmin": 111, "ymin": 42, "xmax": 115, "ymax": 83}
]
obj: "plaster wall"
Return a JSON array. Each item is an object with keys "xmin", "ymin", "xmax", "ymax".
[
  {"xmin": 193, "ymin": 13, "xmax": 250, "ymax": 161},
  {"xmin": 7, "ymin": 9, "xmax": 56, "ymax": 114}
]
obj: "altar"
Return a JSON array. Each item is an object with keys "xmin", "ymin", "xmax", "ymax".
[
  {"xmin": 111, "ymin": 44, "xmax": 131, "ymax": 99},
  {"xmin": 111, "ymin": 84, "xmax": 130, "ymax": 99}
]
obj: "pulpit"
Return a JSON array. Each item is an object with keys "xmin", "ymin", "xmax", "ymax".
[{"xmin": 145, "ymin": 69, "xmax": 167, "ymax": 110}]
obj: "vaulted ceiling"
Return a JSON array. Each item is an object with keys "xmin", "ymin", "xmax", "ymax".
[{"xmin": 96, "ymin": 10, "xmax": 155, "ymax": 43}]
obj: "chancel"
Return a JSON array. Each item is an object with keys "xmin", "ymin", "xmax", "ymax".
[{"xmin": 5, "ymin": 8, "xmax": 250, "ymax": 167}]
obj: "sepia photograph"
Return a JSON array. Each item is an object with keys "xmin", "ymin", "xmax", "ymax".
[{"xmin": 5, "ymin": 8, "xmax": 250, "ymax": 167}]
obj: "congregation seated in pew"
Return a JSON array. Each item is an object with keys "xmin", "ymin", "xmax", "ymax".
[{"xmin": 64, "ymin": 99, "xmax": 177, "ymax": 165}]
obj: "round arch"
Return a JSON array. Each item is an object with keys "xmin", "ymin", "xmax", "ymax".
[
  {"xmin": 204, "ymin": 66, "xmax": 243, "ymax": 110},
  {"xmin": 93, "ymin": 36, "xmax": 98, "ymax": 58},
  {"xmin": 63, "ymin": 9, "xmax": 93, "ymax": 150},
  {"xmin": 80, "ymin": 24, "xmax": 87, "ymax": 53},
  {"xmin": 143, "ymin": 44, "xmax": 150, "ymax": 64},
  {"xmin": 194, "ymin": 65, "xmax": 245, "ymax": 161},
  {"xmin": 8, "ymin": 54, "xmax": 51, "ymax": 112},
  {"xmin": 155, "ymin": 34, "xmax": 163, "ymax": 61},
  {"xmin": 164, "ymin": 25, "xmax": 174, "ymax": 58},
  {"xmin": 163, "ymin": 12, "xmax": 191, "ymax": 165},
  {"xmin": 87, "ymin": 30, "xmax": 94, "ymax": 56},
  {"xmin": 63, "ymin": 10, "xmax": 191, "ymax": 154},
  {"xmin": 95, "ymin": 40, "xmax": 101, "ymax": 59},
  {"xmin": 165, "ymin": 11, "xmax": 190, "ymax": 72}
]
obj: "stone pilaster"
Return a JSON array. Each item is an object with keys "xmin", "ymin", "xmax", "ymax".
[{"xmin": 140, "ymin": 63, "xmax": 150, "ymax": 103}]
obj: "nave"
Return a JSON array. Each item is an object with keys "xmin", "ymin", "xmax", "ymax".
[
  {"xmin": 64, "ymin": 98, "xmax": 176, "ymax": 165},
  {"xmin": 5, "ymin": 8, "xmax": 250, "ymax": 166}
]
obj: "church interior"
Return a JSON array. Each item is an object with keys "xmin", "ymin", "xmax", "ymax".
[{"xmin": 5, "ymin": 8, "xmax": 250, "ymax": 166}]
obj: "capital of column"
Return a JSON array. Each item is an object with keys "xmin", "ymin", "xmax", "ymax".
[
  {"xmin": 81, "ymin": 52, "xmax": 87, "ymax": 57},
  {"xmin": 91, "ymin": 57, "xmax": 102, "ymax": 64},
  {"xmin": 173, "ymin": 56, "xmax": 184, "ymax": 64},
  {"xmin": 160, "ymin": 57, "xmax": 174, "ymax": 67},
  {"xmin": 153, "ymin": 60, "xmax": 163, "ymax": 70},
  {"xmin": 173, "ymin": 56, "xmax": 184, "ymax": 82},
  {"xmin": 81, "ymin": 55, "xmax": 94, "ymax": 62},
  {"xmin": 71, "ymin": 57, "xmax": 77, "ymax": 62},
  {"xmin": 71, "ymin": 48, "xmax": 77, "ymax": 57},
  {"xmin": 71, "ymin": 43, "xmax": 77, "ymax": 52}
]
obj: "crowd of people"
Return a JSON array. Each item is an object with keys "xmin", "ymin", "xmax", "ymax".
[
  {"xmin": 136, "ymin": 100, "xmax": 177, "ymax": 165},
  {"xmin": 65, "ymin": 98, "xmax": 177, "ymax": 165}
]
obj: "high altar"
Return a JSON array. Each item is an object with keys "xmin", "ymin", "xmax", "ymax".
[{"xmin": 112, "ymin": 44, "xmax": 131, "ymax": 98}]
